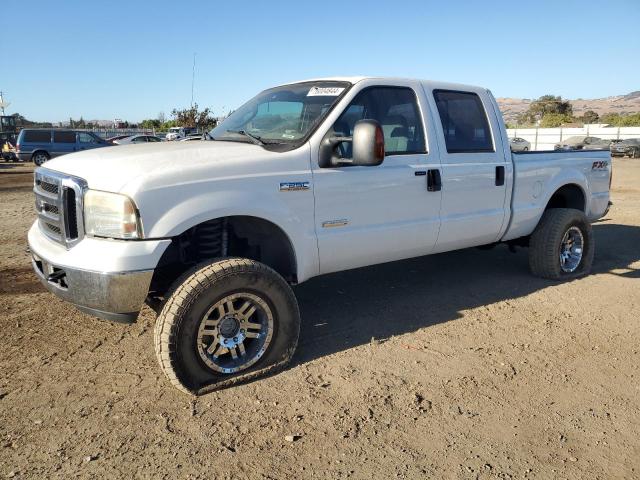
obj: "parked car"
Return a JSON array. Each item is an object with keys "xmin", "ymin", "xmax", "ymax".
[
  {"xmin": 582, "ymin": 138, "xmax": 612, "ymax": 151},
  {"xmin": 509, "ymin": 137, "xmax": 531, "ymax": 152},
  {"xmin": 610, "ymin": 138, "xmax": 640, "ymax": 158},
  {"xmin": 28, "ymin": 77, "xmax": 611, "ymax": 394},
  {"xmin": 554, "ymin": 136, "xmax": 602, "ymax": 151},
  {"xmin": 113, "ymin": 135, "xmax": 163, "ymax": 145},
  {"xmin": 166, "ymin": 127, "xmax": 198, "ymax": 141},
  {"xmin": 179, "ymin": 134, "xmax": 205, "ymax": 142},
  {"xmin": 16, "ymin": 129, "xmax": 110, "ymax": 166},
  {"xmin": 106, "ymin": 135, "xmax": 133, "ymax": 144}
]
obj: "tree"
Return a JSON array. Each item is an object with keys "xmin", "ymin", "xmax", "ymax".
[
  {"xmin": 600, "ymin": 112, "xmax": 640, "ymax": 127},
  {"xmin": 140, "ymin": 118, "xmax": 162, "ymax": 129},
  {"xmin": 581, "ymin": 110, "xmax": 599, "ymax": 124},
  {"xmin": 518, "ymin": 95, "xmax": 573, "ymax": 125},
  {"xmin": 157, "ymin": 111, "xmax": 166, "ymax": 124},
  {"xmin": 170, "ymin": 103, "xmax": 217, "ymax": 130},
  {"xmin": 539, "ymin": 113, "xmax": 574, "ymax": 128}
]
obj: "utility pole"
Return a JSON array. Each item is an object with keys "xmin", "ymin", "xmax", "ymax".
[
  {"xmin": 191, "ymin": 53, "xmax": 196, "ymax": 107},
  {"xmin": 0, "ymin": 91, "xmax": 8, "ymax": 115}
]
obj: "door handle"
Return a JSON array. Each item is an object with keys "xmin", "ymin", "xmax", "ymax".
[
  {"xmin": 495, "ymin": 166, "xmax": 505, "ymax": 186},
  {"xmin": 427, "ymin": 169, "xmax": 441, "ymax": 192}
]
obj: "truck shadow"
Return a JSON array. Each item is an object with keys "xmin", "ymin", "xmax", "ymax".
[{"xmin": 292, "ymin": 223, "xmax": 640, "ymax": 365}]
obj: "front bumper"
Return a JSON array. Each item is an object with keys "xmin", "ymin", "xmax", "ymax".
[
  {"xmin": 28, "ymin": 222, "xmax": 171, "ymax": 323},
  {"xmin": 31, "ymin": 249, "xmax": 153, "ymax": 323}
]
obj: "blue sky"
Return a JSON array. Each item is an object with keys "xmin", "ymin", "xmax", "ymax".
[{"xmin": 2, "ymin": 0, "xmax": 639, "ymax": 122}]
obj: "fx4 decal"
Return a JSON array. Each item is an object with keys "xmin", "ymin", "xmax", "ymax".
[{"xmin": 592, "ymin": 161, "xmax": 609, "ymax": 170}]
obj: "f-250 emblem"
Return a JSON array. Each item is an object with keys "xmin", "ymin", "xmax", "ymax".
[
  {"xmin": 592, "ymin": 161, "xmax": 608, "ymax": 170},
  {"xmin": 279, "ymin": 182, "xmax": 310, "ymax": 192}
]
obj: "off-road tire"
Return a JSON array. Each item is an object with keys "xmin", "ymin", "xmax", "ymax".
[
  {"xmin": 529, "ymin": 208, "xmax": 594, "ymax": 280},
  {"xmin": 154, "ymin": 258, "xmax": 300, "ymax": 395}
]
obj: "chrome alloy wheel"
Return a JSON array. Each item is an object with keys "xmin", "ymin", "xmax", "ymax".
[
  {"xmin": 559, "ymin": 226, "xmax": 584, "ymax": 273},
  {"xmin": 196, "ymin": 292, "xmax": 274, "ymax": 374}
]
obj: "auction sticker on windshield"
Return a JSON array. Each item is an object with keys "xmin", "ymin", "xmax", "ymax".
[{"xmin": 307, "ymin": 86, "xmax": 345, "ymax": 96}]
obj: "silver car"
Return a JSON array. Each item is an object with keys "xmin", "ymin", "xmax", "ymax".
[
  {"xmin": 509, "ymin": 137, "xmax": 531, "ymax": 152},
  {"xmin": 582, "ymin": 138, "xmax": 612, "ymax": 151},
  {"xmin": 113, "ymin": 135, "xmax": 163, "ymax": 145},
  {"xmin": 554, "ymin": 136, "xmax": 602, "ymax": 151}
]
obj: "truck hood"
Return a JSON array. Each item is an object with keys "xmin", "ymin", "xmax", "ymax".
[{"xmin": 43, "ymin": 141, "xmax": 280, "ymax": 193}]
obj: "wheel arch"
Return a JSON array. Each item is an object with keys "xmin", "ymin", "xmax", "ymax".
[
  {"xmin": 149, "ymin": 214, "xmax": 299, "ymax": 297},
  {"xmin": 544, "ymin": 183, "xmax": 587, "ymax": 212},
  {"xmin": 31, "ymin": 149, "xmax": 50, "ymax": 161}
]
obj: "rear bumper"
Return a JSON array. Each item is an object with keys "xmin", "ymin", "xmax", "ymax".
[{"xmin": 16, "ymin": 152, "xmax": 32, "ymax": 161}]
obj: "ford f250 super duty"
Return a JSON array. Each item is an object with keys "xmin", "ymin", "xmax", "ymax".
[{"xmin": 28, "ymin": 77, "xmax": 611, "ymax": 395}]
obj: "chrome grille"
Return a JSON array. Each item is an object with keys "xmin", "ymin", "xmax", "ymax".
[{"xmin": 34, "ymin": 169, "xmax": 87, "ymax": 248}]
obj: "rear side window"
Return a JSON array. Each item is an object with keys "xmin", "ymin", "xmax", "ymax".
[
  {"xmin": 53, "ymin": 131, "xmax": 76, "ymax": 143},
  {"xmin": 433, "ymin": 90, "xmax": 494, "ymax": 153},
  {"xmin": 23, "ymin": 130, "xmax": 51, "ymax": 143}
]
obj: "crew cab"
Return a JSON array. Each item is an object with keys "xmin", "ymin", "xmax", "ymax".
[{"xmin": 28, "ymin": 77, "xmax": 611, "ymax": 395}]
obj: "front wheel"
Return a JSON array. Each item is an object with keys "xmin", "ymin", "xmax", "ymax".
[
  {"xmin": 154, "ymin": 258, "xmax": 300, "ymax": 395},
  {"xmin": 528, "ymin": 208, "xmax": 594, "ymax": 280}
]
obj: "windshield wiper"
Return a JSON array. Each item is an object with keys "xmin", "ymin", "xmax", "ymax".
[{"xmin": 226, "ymin": 130, "xmax": 265, "ymax": 145}]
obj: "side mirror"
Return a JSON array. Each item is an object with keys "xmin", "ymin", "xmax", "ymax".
[
  {"xmin": 319, "ymin": 119, "xmax": 385, "ymax": 168},
  {"xmin": 352, "ymin": 119, "xmax": 385, "ymax": 166}
]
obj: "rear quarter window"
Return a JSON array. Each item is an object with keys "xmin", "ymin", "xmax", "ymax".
[
  {"xmin": 23, "ymin": 130, "xmax": 51, "ymax": 143},
  {"xmin": 433, "ymin": 90, "xmax": 494, "ymax": 153}
]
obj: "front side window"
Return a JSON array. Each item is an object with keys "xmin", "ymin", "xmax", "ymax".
[
  {"xmin": 210, "ymin": 81, "xmax": 350, "ymax": 149},
  {"xmin": 331, "ymin": 87, "xmax": 426, "ymax": 157},
  {"xmin": 53, "ymin": 131, "xmax": 76, "ymax": 143},
  {"xmin": 433, "ymin": 90, "xmax": 494, "ymax": 153},
  {"xmin": 78, "ymin": 132, "xmax": 98, "ymax": 144}
]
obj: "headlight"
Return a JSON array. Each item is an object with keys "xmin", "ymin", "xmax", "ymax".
[{"xmin": 84, "ymin": 190, "xmax": 142, "ymax": 239}]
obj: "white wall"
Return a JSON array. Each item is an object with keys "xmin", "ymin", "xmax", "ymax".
[{"xmin": 506, "ymin": 126, "xmax": 640, "ymax": 151}]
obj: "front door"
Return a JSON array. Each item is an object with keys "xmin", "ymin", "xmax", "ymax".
[{"xmin": 312, "ymin": 85, "xmax": 442, "ymax": 275}]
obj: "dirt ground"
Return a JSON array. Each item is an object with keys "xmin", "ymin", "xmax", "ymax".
[{"xmin": 0, "ymin": 159, "xmax": 638, "ymax": 479}]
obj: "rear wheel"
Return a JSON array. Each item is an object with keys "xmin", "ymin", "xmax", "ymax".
[
  {"xmin": 528, "ymin": 208, "xmax": 594, "ymax": 280},
  {"xmin": 32, "ymin": 151, "xmax": 49, "ymax": 166},
  {"xmin": 154, "ymin": 258, "xmax": 300, "ymax": 395}
]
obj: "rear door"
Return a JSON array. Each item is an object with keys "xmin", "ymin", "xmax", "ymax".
[
  {"xmin": 52, "ymin": 130, "xmax": 77, "ymax": 157},
  {"xmin": 429, "ymin": 89, "xmax": 510, "ymax": 252},
  {"xmin": 311, "ymin": 83, "xmax": 442, "ymax": 274}
]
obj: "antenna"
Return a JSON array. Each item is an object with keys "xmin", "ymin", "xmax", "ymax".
[{"xmin": 191, "ymin": 53, "xmax": 196, "ymax": 107}]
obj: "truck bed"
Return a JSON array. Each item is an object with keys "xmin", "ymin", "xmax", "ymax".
[{"xmin": 502, "ymin": 149, "xmax": 611, "ymax": 241}]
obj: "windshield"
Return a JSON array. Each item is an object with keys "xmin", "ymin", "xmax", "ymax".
[{"xmin": 210, "ymin": 81, "xmax": 350, "ymax": 147}]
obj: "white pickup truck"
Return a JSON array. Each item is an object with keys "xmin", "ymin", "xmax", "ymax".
[{"xmin": 28, "ymin": 77, "xmax": 611, "ymax": 394}]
